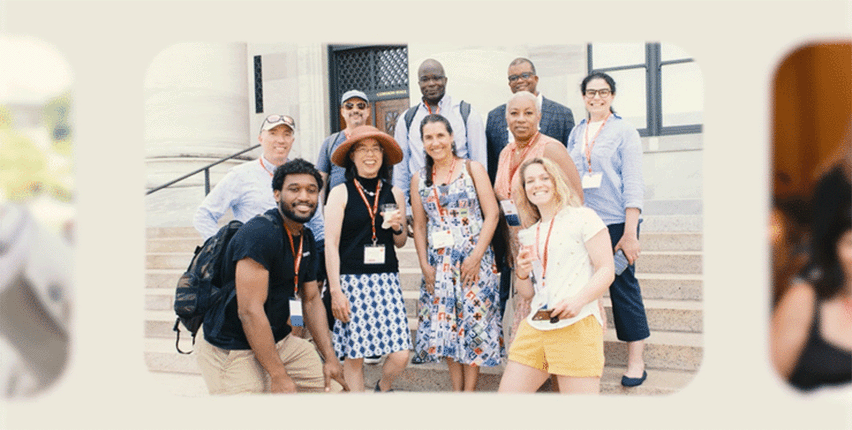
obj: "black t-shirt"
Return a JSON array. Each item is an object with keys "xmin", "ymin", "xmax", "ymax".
[{"xmin": 204, "ymin": 208, "xmax": 318, "ymax": 350}]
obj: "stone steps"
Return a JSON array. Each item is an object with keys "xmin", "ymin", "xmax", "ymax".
[
  {"xmin": 145, "ymin": 336, "xmax": 696, "ymax": 395},
  {"xmin": 146, "ymin": 313, "xmax": 703, "ymax": 372},
  {"xmin": 142, "ymin": 219, "xmax": 703, "ymax": 395},
  {"xmin": 147, "ymin": 290, "xmax": 703, "ymax": 334}
]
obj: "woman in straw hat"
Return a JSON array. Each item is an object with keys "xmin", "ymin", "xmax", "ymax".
[{"xmin": 325, "ymin": 125, "xmax": 410, "ymax": 392}]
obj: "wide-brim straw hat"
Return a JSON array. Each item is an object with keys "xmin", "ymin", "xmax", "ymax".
[{"xmin": 331, "ymin": 125, "xmax": 404, "ymax": 167}]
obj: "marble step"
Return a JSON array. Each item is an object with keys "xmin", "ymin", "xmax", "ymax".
[
  {"xmin": 147, "ymin": 288, "xmax": 702, "ymax": 334},
  {"xmin": 144, "ymin": 337, "xmax": 696, "ymax": 395},
  {"xmin": 145, "ymin": 313, "xmax": 702, "ymax": 372},
  {"xmin": 146, "ymin": 269, "xmax": 703, "ymax": 301},
  {"xmin": 146, "ymin": 248, "xmax": 703, "ymax": 277}
]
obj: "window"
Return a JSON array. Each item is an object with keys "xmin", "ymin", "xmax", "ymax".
[
  {"xmin": 588, "ymin": 43, "xmax": 703, "ymax": 136},
  {"xmin": 253, "ymin": 55, "xmax": 263, "ymax": 114}
]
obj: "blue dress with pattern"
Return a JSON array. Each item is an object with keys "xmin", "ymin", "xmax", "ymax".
[{"xmin": 412, "ymin": 164, "xmax": 504, "ymax": 366}]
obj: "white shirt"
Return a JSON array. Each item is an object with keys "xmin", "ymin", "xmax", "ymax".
[{"xmin": 525, "ymin": 205, "xmax": 606, "ymax": 331}]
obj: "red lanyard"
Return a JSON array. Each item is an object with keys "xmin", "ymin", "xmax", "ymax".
[
  {"xmin": 283, "ymin": 225, "xmax": 304, "ymax": 293},
  {"xmin": 508, "ymin": 132, "xmax": 541, "ymax": 192},
  {"xmin": 425, "ymin": 101, "xmax": 440, "ymax": 115},
  {"xmin": 259, "ymin": 158, "xmax": 274, "ymax": 177},
  {"xmin": 536, "ymin": 216, "xmax": 556, "ymax": 289},
  {"xmin": 583, "ymin": 112, "xmax": 611, "ymax": 174},
  {"xmin": 430, "ymin": 157, "xmax": 457, "ymax": 220},
  {"xmin": 354, "ymin": 178, "xmax": 382, "ymax": 243}
]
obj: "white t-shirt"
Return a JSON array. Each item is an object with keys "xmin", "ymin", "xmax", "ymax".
[{"xmin": 525, "ymin": 205, "xmax": 606, "ymax": 331}]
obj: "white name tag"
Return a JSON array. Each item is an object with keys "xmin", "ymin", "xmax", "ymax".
[
  {"xmin": 582, "ymin": 172, "xmax": 603, "ymax": 189},
  {"xmin": 430, "ymin": 229, "xmax": 454, "ymax": 249},
  {"xmin": 289, "ymin": 299, "xmax": 303, "ymax": 327},
  {"xmin": 500, "ymin": 199, "xmax": 521, "ymax": 226},
  {"xmin": 364, "ymin": 244, "xmax": 386, "ymax": 265}
]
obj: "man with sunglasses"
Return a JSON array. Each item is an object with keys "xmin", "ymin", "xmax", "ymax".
[
  {"xmin": 316, "ymin": 90, "xmax": 372, "ymax": 202},
  {"xmin": 484, "ymin": 57, "xmax": 575, "ymax": 319},
  {"xmin": 485, "ymin": 57, "xmax": 575, "ymax": 183}
]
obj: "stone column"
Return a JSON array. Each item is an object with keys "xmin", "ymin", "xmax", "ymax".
[
  {"xmin": 144, "ymin": 42, "xmax": 250, "ymax": 190},
  {"xmin": 144, "ymin": 42, "xmax": 249, "ymax": 227}
]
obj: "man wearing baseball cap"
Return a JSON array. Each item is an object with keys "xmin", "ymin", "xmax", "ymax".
[
  {"xmin": 316, "ymin": 90, "xmax": 372, "ymax": 201},
  {"xmin": 194, "ymin": 114, "xmax": 325, "ymax": 240}
]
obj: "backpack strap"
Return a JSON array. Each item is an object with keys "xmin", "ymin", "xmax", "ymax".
[
  {"xmin": 403, "ymin": 103, "xmax": 420, "ymax": 134},
  {"xmin": 405, "ymin": 100, "xmax": 472, "ymax": 142}
]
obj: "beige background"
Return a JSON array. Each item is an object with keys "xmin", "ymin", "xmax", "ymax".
[{"xmin": 2, "ymin": 0, "xmax": 851, "ymax": 429}]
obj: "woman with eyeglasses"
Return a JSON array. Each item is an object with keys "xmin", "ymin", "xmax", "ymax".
[
  {"xmin": 324, "ymin": 125, "xmax": 410, "ymax": 392},
  {"xmin": 497, "ymin": 157, "xmax": 613, "ymax": 394},
  {"xmin": 492, "ymin": 91, "xmax": 584, "ymax": 347},
  {"xmin": 566, "ymin": 71, "xmax": 650, "ymax": 387},
  {"xmin": 409, "ymin": 114, "xmax": 503, "ymax": 391}
]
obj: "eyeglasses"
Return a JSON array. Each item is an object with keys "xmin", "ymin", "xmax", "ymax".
[
  {"xmin": 354, "ymin": 145, "xmax": 384, "ymax": 155},
  {"xmin": 584, "ymin": 88, "xmax": 612, "ymax": 98},
  {"xmin": 419, "ymin": 75, "xmax": 445, "ymax": 83},
  {"xmin": 344, "ymin": 102, "xmax": 367, "ymax": 110},
  {"xmin": 508, "ymin": 72, "xmax": 535, "ymax": 82}
]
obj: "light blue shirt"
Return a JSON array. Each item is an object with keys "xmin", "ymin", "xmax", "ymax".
[
  {"xmin": 193, "ymin": 155, "xmax": 325, "ymax": 241},
  {"xmin": 566, "ymin": 113, "xmax": 644, "ymax": 225},
  {"xmin": 393, "ymin": 94, "xmax": 487, "ymax": 209}
]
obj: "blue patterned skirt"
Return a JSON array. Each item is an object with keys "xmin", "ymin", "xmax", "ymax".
[{"xmin": 332, "ymin": 272, "xmax": 412, "ymax": 359}]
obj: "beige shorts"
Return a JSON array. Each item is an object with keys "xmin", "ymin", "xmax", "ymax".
[
  {"xmin": 507, "ymin": 315, "xmax": 604, "ymax": 377},
  {"xmin": 196, "ymin": 329, "xmax": 343, "ymax": 394}
]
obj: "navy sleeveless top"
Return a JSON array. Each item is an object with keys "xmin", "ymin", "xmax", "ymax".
[
  {"xmin": 338, "ymin": 175, "xmax": 399, "ymax": 274},
  {"xmin": 788, "ymin": 300, "xmax": 852, "ymax": 391}
]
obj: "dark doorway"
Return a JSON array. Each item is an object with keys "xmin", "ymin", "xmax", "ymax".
[{"xmin": 328, "ymin": 45, "xmax": 410, "ymax": 135}]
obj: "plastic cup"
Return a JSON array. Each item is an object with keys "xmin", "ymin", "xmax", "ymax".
[{"xmin": 381, "ymin": 203, "xmax": 398, "ymax": 229}]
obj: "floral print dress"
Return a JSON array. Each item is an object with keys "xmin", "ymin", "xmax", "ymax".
[{"xmin": 412, "ymin": 165, "xmax": 504, "ymax": 366}]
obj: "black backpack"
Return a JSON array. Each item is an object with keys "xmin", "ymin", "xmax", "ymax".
[{"xmin": 172, "ymin": 219, "xmax": 244, "ymax": 354}]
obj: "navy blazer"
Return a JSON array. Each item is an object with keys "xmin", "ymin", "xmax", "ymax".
[{"xmin": 485, "ymin": 96, "xmax": 575, "ymax": 183}]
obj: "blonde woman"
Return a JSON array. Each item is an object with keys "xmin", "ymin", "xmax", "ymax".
[{"xmin": 497, "ymin": 157, "xmax": 613, "ymax": 394}]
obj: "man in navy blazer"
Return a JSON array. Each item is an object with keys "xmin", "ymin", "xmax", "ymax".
[{"xmin": 485, "ymin": 57, "xmax": 575, "ymax": 183}]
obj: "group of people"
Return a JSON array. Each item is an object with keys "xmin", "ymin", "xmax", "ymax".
[{"xmin": 190, "ymin": 57, "xmax": 651, "ymax": 395}]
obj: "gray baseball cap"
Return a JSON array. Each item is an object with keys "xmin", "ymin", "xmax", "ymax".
[{"xmin": 340, "ymin": 90, "xmax": 369, "ymax": 104}]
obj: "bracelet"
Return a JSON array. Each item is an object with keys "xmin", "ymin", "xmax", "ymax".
[
  {"xmin": 392, "ymin": 227, "xmax": 404, "ymax": 235},
  {"xmin": 516, "ymin": 272, "xmax": 529, "ymax": 280}
]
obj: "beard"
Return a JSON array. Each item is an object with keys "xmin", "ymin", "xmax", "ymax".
[{"xmin": 278, "ymin": 200, "xmax": 316, "ymax": 224}]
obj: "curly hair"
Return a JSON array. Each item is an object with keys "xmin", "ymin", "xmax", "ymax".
[{"xmin": 272, "ymin": 158, "xmax": 323, "ymax": 192}]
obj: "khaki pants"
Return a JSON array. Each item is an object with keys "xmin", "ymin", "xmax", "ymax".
[{"xmin": 196, "ymin": 330, "xmax": 343, "ymax": 394}]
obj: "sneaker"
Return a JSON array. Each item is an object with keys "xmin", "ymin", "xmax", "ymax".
[{"xmin": 363, "ymin": 355, "xmax": 382, "ymax": 365}]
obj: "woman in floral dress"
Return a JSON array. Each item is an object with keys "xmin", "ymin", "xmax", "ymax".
[{"xmin": 410, "ymin": 114, "xmax": 503, "ymax": 391}]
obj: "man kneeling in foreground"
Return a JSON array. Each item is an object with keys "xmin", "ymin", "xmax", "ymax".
[{"xmin": 197, "ymin": 159, "xmax": 348, "ymax": 394}]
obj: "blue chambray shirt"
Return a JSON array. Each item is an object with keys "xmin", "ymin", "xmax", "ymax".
[
  {"xmin": 566, "ymin": 113, "xmax": 644, "ymax": 225},
  {"xmin": 193, "ymin": 156, "xmax": 325, "ymax": 242},
  {"xmin": 393, "ymin": 94, "xmax": 488, "ymax": 210}
]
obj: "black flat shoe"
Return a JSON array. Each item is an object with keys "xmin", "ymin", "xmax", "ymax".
[
  {"xmin": 621, "ymin": 370, "xmax": 647, "ymax": 387},
  {"xmin": 374, "ymin": 380, "xmax": 394, "ymax": 392}
]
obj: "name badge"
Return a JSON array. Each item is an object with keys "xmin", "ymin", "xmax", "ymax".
[
  {"xmin": 289, "ymin": 299, "xmax": 303, "ymax": 327},
  {"xmin": 500, "ymin": 200, "xmax": 521, "ymax": 227},
  {"xmin": 364, "ymin": 244, "xmax": 386, "ymax": 265},
  {"xmin": 582, "ymin": 172, "xmax": 603, "ymax": 189},
  {"xmin": 430, "ymin": 230, "xmax": 454, "ymax": 249}
]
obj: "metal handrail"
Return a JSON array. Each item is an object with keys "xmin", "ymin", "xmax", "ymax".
[{"xmin": 145, "ymin": 144, "xmax": 261, "ymax": 196}]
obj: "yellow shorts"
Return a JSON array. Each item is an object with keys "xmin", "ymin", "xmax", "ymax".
[{"xmin": 507, "ymin": 315, "xmax": 604, "ymax": 377}]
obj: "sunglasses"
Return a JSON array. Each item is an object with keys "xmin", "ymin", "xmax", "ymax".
[{"xmin": 344, "ymin": 102, "xmax": 367, "ymax": 110}]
